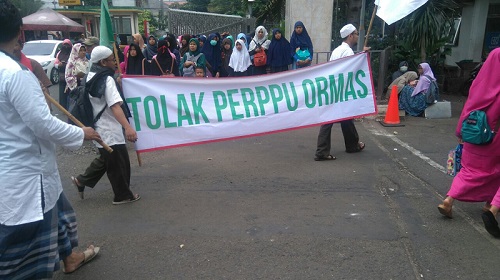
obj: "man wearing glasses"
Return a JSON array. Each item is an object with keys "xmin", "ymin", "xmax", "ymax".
[{"xmin": 314, "ymin": 24, "xmax": 368, "ymax": 161}]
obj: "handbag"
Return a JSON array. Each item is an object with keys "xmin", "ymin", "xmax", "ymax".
[
  {"xmin": 460, "ymin": 110, "xmax": 499, "ymax": 145},
  {"xmin": 153, "ymin": 56, "xmax": 175, "ymax": 77},
  {"xmin": 296, "ymin": 48, "xmax": 310, "ymax": 61},
  {"xmin": 446, "ymin": 144, "xmax": 463, "ymax": 176}
]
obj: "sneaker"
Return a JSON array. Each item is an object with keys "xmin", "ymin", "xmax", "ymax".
[{"xmin": 112, "ymin": 194, "xmax": 141, "ymax": 205}]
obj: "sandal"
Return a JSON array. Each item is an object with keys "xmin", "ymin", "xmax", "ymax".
[
  {"xmin": 71, "ymin": 176, "xmax": 85, "ymax": 200},
  {"xmin": 112, "ymin": 194, "xmax": 141, "ymax": 205},
  {"xmin": 346, "ymin": 142, "xmax": 366, "ymax": 153},
  {"xmin": 314, "ymin": 155, "xmax": 337, "ymax": 161},
  {"xmin": 63, "ymin": 245, "xmax": 100, "ymax": 274}
]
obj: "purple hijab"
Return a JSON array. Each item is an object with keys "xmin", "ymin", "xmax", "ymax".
[{"xmin": 412, "ymin": 63, "xmax": 436, "ymax": 97}]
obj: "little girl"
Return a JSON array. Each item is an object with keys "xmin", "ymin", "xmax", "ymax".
[{"xmin": 228, "ymin": 39, "xmax": 252, "ymax": 77}]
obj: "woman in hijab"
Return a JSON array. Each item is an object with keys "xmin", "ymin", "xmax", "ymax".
[
  {"xmin": 290, "ymin": 21, "xmax": 313, "ymax": 69},
  {"xmin": 237, "ymin": 33, "xmax": 249, "ymax": 49},
  {"xmin": 55, "ymin": 39, "xmax": 73, "ymax": 110},
  {"xmin": 229, "ymin": 39, "xmax": 252, "ymax": 77},
  {"xmin": 387, "ymin": 71, "xmax": 418, "ymax": 94},
  {"xmin": 166, "ymin": 33, "xmax": 181, "ymax": 65},
  {"xmin": 119, "ymin": 45, "xmax": 130, "ymax": 74},
  {"xmin": 267, "ymin": 28, "xmax": 292, "ymax": 73},
  {"xmin": 398, "ymin": 63, "xmax": 436, "ymax": 116},
  {"xmin": 126, "ymin": 43, "xmax": 149, "ymax": 75},
  {"xmin": 179, "ymin": 34, "xmax": 192, "ymax": 58},
  {"xmin": 151, "ymin": 39, "xmax": 180, "ymax": 76},
  {"xmin": 249, "ymin": 26, "xmax": 271, "ymax": 76},
  {"xmin": 437, "ymin": 48, "xmax": 500, "ymax": 238},
  {"xmin": 201, "ymin": 33, "xmax": 222, "ymax": 77},
  {"xmin": 180, "ymin": 38, "xmax": 206, "ymax": 77},
  {"xmin": 220, "ymin": 37, "xmax": 233, "ymax": 77},
  {"xmin": 392, "ymin": 61, "xmax": 409, "ymax": 81},
  {"xmin": 65, "ymin": 43, "xmax": 89, "ymax": 92},
  {"xmin": 143, "ymin": 35, "xmax": 158, "ymax": 61},
  {"xmin": 132, "ymin": 33, "xmax": 145, "ymax": 52}
]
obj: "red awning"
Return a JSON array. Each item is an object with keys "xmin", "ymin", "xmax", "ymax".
[{"xmin": 22, "ymin": 8, "xmax": 85, "ymax": 32}]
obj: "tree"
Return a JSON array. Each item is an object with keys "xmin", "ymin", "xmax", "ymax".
[
  {"xmin": 399, "ymin": 0, "xmax": 459, "ymax": 62},
  {"xmin": 11, "ymin": 0, "xmax": 43, "ymax": 18},
  {"xmin": 183, "ymin": 0, "xmax": 211, "ymax": 12}
]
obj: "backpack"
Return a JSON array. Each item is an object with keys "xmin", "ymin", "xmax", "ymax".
[
  {"xmin": 423, "ymin": 75, "xmax": 439, "ymax": 104},
  {"xmin": 461, "ymin": 110, "xmax": 495, "ymax": 145},
  {"xmin": 252, "ymin": 39, "xmax": 268, "ymax": 67},
  {"xmin": 68, "ymin": 76, "xmax": 106, "ymax": 128},
  {"xmin": 182, "ymin": 53, "xmax": 202, "ymax": 77}
]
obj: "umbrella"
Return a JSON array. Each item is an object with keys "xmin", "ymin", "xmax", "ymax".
[{"xmin": 22, "ymin": 8, "xmax": 85, "ymax": 32}]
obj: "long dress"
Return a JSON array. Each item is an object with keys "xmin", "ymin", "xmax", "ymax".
[{"xmin": 398, "ymin": 85, "xmax": 427, "ymax": 116}]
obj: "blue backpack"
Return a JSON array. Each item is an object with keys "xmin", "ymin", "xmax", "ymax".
[{"xmin": 423, "ymin": 75, "xmax": 439, "ymax": 104}]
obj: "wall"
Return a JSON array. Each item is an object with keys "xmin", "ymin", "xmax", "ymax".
[{"xmin": 285, "ymin": 0, "xmax": 333, "ymax": 63}]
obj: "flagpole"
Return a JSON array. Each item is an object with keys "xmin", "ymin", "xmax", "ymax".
[
  {"xmin": 364, "ymin": 5, "xmax": 378, "ymax": 48},
  {"xmin": 112, "ymin": 42, "xmax": 143, "ymax": 167},
  {"xmin": 43, "ymin": 91, "xmax": 114, "ymax": 153}
]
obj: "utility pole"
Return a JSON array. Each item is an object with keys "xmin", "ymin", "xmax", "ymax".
[{"xmin": 358, "ymin": 0, "xmax": 366, "ymax": 52}]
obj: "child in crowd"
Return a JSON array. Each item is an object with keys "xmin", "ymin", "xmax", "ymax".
[{"xmin": 229, "ymin": 39, "xmax": 252, "ymax": 77}]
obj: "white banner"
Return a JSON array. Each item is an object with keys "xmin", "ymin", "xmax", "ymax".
[
  {"xmin": 375, "ymin": 0, "xmax": 428, "ymax": 25},
  {"xmin": 122, "ymin": 52, "xmax": 377, "ymax": 153}
]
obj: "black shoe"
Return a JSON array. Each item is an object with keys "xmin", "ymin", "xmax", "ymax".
[{"xmin": 481, "ymin": 211, "xmax": 500, "ymax": 238}]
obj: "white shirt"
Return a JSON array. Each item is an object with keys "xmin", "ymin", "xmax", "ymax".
[
  {"xmin": 330, "ymin": 42, "xmax": 354, "ymax": 61},
  {"xmin": 87, "ymin": 72, "xmax": 125, "ymax": 148},
  {"xmin": 0, "ymin": 52, "xmax": 83, "ymax": 226}
]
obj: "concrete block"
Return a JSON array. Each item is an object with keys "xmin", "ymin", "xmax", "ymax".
[{"xmin": 425, "ymin": 101, "xmax": 452, "ymax": 119}]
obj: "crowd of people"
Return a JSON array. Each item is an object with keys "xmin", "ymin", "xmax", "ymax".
[{"xmin": 2, "ymin": 0, "xmax": 499, "ymax": 276}]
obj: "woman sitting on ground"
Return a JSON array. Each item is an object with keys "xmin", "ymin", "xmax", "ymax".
[
  {"xmin": 398, "ymin": 63, "xmax": 436, "ymax": 116},
  {"xmin": 387, "ymin": 71, "xmax": 418, "ymax": 95}
]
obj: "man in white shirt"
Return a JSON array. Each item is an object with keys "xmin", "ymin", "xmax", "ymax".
[
  {"xmin": 0, "ymin": 0, "xmax": 101, "ymax": 277},
  {"xmin": 71, "ymin": 46, "xmax": 140, "ymax": 205},
  {"xmin": 314, "ymin": 24, "xmax": 367, "ymax": 161}
]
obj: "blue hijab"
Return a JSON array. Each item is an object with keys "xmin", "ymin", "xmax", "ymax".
[
  {"xmin": 267, "ymin": 29, "xmax": 292, "ymax": 67},
  {"xmin": 201, "ymin": 33, "xmax": 222, "ymax": 74},
  {"xmin": 290, "ymin": 21, "xmax": 313, "ymax": 57},
  {"xmin": 237, "ymin": 33, "xmax": 249, "ymax": 49}
]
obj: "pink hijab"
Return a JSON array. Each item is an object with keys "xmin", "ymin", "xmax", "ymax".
[
  {"xmin": 120, "ymin": 45, "xmax": 130, "ymax": 74},
  {"xmin": 456, "ymin": 48, "xmax": 500, "ymax": 137},
  {"xmin": 411, "ymin": 62, "xmax": 435, "ymax": 97}
]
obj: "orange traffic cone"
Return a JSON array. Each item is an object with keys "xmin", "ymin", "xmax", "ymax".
[{"xmin": 380, "ymin": 85, "xmax": 405, "ymax": 127}]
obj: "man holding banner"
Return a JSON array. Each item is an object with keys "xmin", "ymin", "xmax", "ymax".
[{"xmin": 315, "ymin": 24, "xmax": 368, "ymax": 161}]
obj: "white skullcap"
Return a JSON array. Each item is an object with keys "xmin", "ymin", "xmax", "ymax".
[
  {"xmin": 340, "ymin": 24, "xmax": 356, "ymax": 39},
  {"xmin": 90, "ymin": 46, "xmax": 113, "ymax": 64}
]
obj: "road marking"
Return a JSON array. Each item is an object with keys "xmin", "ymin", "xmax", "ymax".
[{"xmin": 367, "ymin": 126, "xmax": 447, "ymax": 174}]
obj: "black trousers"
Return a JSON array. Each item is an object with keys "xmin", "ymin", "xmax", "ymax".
[
  {"xmin": 315, "ymin": 120, "xmax": 360, "ymax": 157},
  {"xmin": 77, "ymin": 144, "xmax": 134, "ymax": 202}
]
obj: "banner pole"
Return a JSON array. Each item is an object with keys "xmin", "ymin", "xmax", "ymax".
[
  {"xmin": 113, "ymin": 43, "xmax": 143, "ymax": 166},
  {"xmin": 43, "ymin": 91, "xmax": 113, "ymax": 153},
  {"xmin": 364, "ymin": 5, "xmax": 378, "ymax": 48}
]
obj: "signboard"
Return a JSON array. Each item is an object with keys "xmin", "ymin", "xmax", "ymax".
[{"xmin": 58, "ymin": 0, "xmax": 81, "ymax": 6}]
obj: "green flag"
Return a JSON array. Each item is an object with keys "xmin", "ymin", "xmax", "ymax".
[{"xmin": 100, "ymin": 0, "xmax": 114, "ymax": 49}]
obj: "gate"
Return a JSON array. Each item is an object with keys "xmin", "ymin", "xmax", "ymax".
[{"xmin": 167, "ymin": 8, "xmax": 256, "ymax": 36}]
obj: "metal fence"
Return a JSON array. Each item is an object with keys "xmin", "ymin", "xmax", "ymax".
[{"xmin": 167, "ymin": 8, "xmax": 255, "ymax": 36}]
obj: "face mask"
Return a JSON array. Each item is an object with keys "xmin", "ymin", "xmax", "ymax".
[
  {"xmin": 210, "ymin": 40, "xmax": 217, "ymax": 46},
  {"xmin": 400, "ymin": 66, "xmax": 408, "ymax": 72}
]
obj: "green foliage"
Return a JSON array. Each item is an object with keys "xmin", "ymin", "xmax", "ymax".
[
  {"xmin": 138, "ymin": 10, "xmax": 157, "ymax": 35},
  {"xmin": 10, "ymin": 0, "xmax": 44, "ymax": 18},
  {"xmin": 399, "ymin": 0, "xmax": 459, "ymax": 62}
]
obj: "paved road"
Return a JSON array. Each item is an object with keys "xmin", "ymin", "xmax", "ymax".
[{"xmin": 48, "ymin": 85, "xmax": 499, "ymax": 279}]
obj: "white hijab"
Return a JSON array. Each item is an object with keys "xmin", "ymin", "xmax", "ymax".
[
  {"xmin": 229, "ymin": 39, "xmax": 252, "ymax": 72},
  {"xmin": 249, "ymin": 26, "xmax": 271, "ymax": 51}
]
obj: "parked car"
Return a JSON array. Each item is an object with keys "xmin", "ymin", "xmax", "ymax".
[{"xmin": 23, "ymin": 40, "xmax": 63, "ymax": 84}]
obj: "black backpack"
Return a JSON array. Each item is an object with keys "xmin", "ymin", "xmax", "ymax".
[
  {"xmin": 423, "ymin": 75, "xmax": 439, "ymax": 104},
  {"xmin": 68, "ymin": 77, "xmax": 106, "ymax": 128}
]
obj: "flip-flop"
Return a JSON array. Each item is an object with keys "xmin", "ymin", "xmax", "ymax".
[
  {"xmin": 358, "ymin": 142, "xmax": 365, "ymax": 151},
  {"xmin": 63, "ymin": 245, "xmax": 100, "ymax": 274},
  {"xmin": 314, "ymin": 155, "xmax": 337, "ymax": 161},
  {"xmin": 481, "ymin": 211, "xmax": 500, "ymax": 238},
  {"xmin": 71, "ymin": 176, "xmax": 85, "ymax": 200},
  {"xmin": 112, "ymin": 194, "xmax": 141, "ymax": 205}
]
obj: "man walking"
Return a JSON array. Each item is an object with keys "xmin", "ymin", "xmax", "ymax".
[{"xmin": 314, "ymin": 24, "xmax": 367, "ymax": 161}]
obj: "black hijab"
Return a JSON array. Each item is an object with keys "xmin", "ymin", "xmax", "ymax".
[
  {"xmin": 267, "ymin": 29, "xmax": 293, "ymax": 67},
  {"xmin": 126, "ymin": 43, "xmax": 146, "ymax": 75}
]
